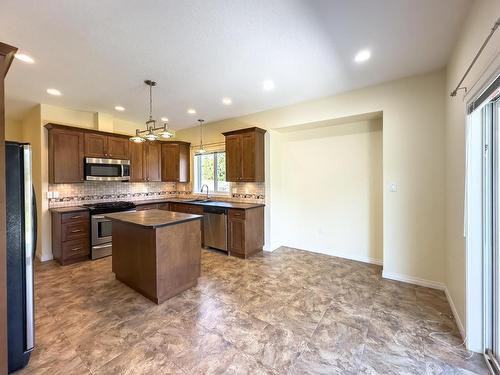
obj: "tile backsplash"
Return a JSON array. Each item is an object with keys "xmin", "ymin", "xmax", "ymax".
[{"xmin": 48, "ymin": 181, "xmax": 265, "ymax": 207}]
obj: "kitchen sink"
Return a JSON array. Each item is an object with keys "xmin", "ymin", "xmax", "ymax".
[{"xmin": 185, "ymin": 198, "xmax": 212, "ymax": 203}]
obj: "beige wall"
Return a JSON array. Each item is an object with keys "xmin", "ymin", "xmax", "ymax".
[
  {"xmin": 19, "ymin": 106, "xmax": 43, "ymax": 258},
  {"xmin": 176, "ymin": 69, "xmax": 447, "ymax": 286},
  {"xmin": 15, "ymin": 104, "xmax": 145, "ymax": 261},
  {"xmin": 276, "ymin": 119, "xmax": 383, "ymax": 263},
  {"xmin": 5, "ymin": 118, "xmax": 23, "ymax": 142},
  {"xmin": 445, "ymin": 0, "xmax": 500, "ymax": 338}
]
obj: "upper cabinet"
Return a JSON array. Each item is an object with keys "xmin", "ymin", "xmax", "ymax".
[
  {"xmin": 129, "ymin": 142, "xmax": 145, "ymax": 182},
  {"xmin": 84, "ymin": 133, "xmax": 129, "ymax": 160},
  {"xmin": 144, "ymin": 143, "xmax": 161, "ymax": 182},
  {"xmin": 161, "ymin": 142, "xmax": 190, "ymax": 182},
  {"xmin": 46, "ymin": 124, "xmax": 84, "ymax": 184},
  {"xmin": 223, "ymin": 127, "xmax": 266, "ymax": 182}
]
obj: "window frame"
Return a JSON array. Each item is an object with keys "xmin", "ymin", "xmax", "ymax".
[{"xmin": 194, "ymin": 151, "xmax": 228, "ymax": 194}]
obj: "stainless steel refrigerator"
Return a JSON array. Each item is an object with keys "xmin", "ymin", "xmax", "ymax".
[{"xmin": 5, "ymin": 142, "xmax": 36, "ymax": 373}]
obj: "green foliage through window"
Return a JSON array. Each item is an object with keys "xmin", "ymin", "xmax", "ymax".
[{"xmin": 195, "ymin": 152, "xmax": 228, "ymax": 193}]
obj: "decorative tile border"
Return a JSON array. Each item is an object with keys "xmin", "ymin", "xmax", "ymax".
[{"xmin": 48, "ymin": 181, "xmax": 265, "ymax": 207}]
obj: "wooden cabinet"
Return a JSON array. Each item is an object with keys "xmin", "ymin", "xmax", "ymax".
[
  {"xmin": 136, "ymin": 203, "xmax": 159, "ymax": 211},
  {"xmin": 51, "ymin": 209, "xmax": 90, "ymax": 265},
  {"xmin": 169, "ymin": 203, "xmax": 204, "ymax": 246},
  {"xmin": 227, "ymin": 207, "xmax": 264, "ymax": 258},
  {"xmin": 84, "ymin": 133, "xmax": 129, "ymax": 159},
  {"xmin": 84, "ymin": 133, "xmax": 107, "ymax": 158},
  {"xmin": 144, "ymin": 143, "xmax": 161, "ymax": 182},
  {"xmin": 169, "ymin": 203, "xmax": 204, "ymax": 215},
  {"xmin": 107, "ymin": 136, "xmax": 129, "ymax": 159},
  {"xmin": 161, "ymin": 142, "xmax": 190, "ymax": 182},
  {"xmin": 47, "ymin": 125, "xmax": 84, "ymax": 184},
  {"xmin": 223, "ymin": 127, "xmax": 266, "ymax": 182},
  {"xmin": 129, "ymin": 142, "xmax": 145, "ymax": 182}
]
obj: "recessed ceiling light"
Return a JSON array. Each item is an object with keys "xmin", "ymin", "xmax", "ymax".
[
  {"xmin": 46, "ymin": 88, "xmax": 61, "ymax": 96},
  {"xmin": 114, "ymin": 106, "xmax": 125, "ymax": 111},
  {"xmin": 187, "ymin": 108, "xmax": 196, "ymax": 115},
  {"xmin": 262, "ymin": 80, "xmax": 275, "ymax": 91},
  {"xmin": 222, "ymin": 97, "xmax": 232, "ymax": 105},
  {"xmin": 161, "ymin": 117, "xmax": 169, "ymax": 122},
  {"xmin": 14, "ymin": 53, "xmax": 34, "ymax": 64},
  {"xmin": 354, "ymin": 49, "xmax": 371, "ymax": 63}
]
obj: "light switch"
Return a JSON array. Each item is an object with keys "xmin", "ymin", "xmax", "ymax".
[{"xmin": 389, "ymin": 183, "xmax": 398, "ymax": 192}]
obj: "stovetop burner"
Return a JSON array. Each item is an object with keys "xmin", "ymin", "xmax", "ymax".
[{"xmin": 83, "ymin": 201, "xmax": 136, "ymax": 213}]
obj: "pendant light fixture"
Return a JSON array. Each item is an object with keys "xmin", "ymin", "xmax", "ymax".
[
  {"xmin": 196, "ymin": 119, "xmax": 206, "ymax": 154},
  {"xmin": 129, "ymin": 80, "xmax": 175, "ymax": 143}
]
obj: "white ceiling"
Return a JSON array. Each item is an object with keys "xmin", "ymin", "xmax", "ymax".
[{"xmin": 1, "ymin": 0, "xmax": 470, "ymax": 130}]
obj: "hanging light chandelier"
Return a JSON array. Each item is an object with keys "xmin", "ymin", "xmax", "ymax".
[
  {"xmin": 129, "ymin": 80, "xmax": 175, "ymax": 143},
  {"xmin": 196, "ymin": 119, "xmax": 206, "ymax": 154}
]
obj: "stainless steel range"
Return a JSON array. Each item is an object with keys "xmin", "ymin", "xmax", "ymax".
[{"xmin": 82, "ymin": 201, "xmax": 136, "ymax": 259}]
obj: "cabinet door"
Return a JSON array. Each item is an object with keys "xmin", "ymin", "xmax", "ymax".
[
  {"xmin": 49, "ymin": 129, "xmax": 84, "ymax": 183},
  {"xmin": 84, "ymin": 133, "xmax": 107, "ymax": 158},
  {"xmin": 228, "ymin": 218, "xmax": 245, "ymax": 254},
  {"xmin": 240, "ymin": 133, "xmax": 255, "ymax": 181},
  {"xmin": 225, "ymin": 135, "xmax": 241, "ymax": 182},
  {"xmin": 107, "ymin": 136, "xmax": 129, "ymax": 159},
  {"xmin": 129, "ymin": 142, "xmax": 144, "ymax": 182},
  {"xmin": 178, "ymin": 144, "xmax": 190, "ymax": 183},
  {"xmin": 161, "ymin": 143, "xmax": 180, "ymax": 182},
  {"xmin": 145, "ymin": 143, "xmax": 161, "ymax": 182}
]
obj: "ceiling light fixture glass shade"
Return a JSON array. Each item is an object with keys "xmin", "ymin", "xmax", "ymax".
[{"xmin": 129, "ymin": 80, "xmax": 175, "ymax": 143}]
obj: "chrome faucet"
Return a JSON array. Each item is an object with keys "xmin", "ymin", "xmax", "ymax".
[{"xmin": 200, "ymin": 184, "xmax": 210, "ymax": 200}]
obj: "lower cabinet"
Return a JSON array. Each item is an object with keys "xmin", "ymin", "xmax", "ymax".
[
  {"xmin": 51, "ymin": 210, "xmax": 90, "ymax": 265},
  {"xmin": 227, "ymin": 207, "xmax": 264, "ymax": 258},
  {"xmin": 168, "ymin": 203, "xmax": 204, "ymax": 246}
]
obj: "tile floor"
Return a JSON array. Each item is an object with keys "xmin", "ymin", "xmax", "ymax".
[{"xmin": 18, "ymin": 247, "xmax": 488, "ymax": 374}]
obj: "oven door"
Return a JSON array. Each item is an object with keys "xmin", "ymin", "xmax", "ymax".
[
  {"xmin": 85, "ymin": 158, "xmax": 130, "ymax": 181},
  {"xmin": 91, "ymin": 215, "xmax": 113, "ymax": 245}
]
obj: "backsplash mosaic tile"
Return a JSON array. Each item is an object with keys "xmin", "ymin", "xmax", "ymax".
[
  {"xmin": 176, "ymin": 182, "xmax": 265, "ymax": 204},
  {"xmin": 48, "ymin": 181, "xmax": 177, "ymax": 207},
  {"xmin": 48, "ymin": 181, "xmax": 265, "ymax": 207}
]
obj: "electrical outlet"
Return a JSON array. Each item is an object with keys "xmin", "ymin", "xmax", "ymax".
[
  {"xmin": 47, "ymin": 191, "xmax": 54, "ymax": 199},
  {"xmin": 389, "ymin": 183, "xmax": 398, "ymax": 192}
]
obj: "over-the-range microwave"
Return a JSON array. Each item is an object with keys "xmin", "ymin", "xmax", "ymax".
[{"xmin": 84, "ymin": 158, "xmax": 130, "ymax": 181}]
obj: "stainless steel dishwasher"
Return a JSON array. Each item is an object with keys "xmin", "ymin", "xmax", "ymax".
[{"xmin": 203, "ymin": 206, "xmax": 228, "ymax": 251}]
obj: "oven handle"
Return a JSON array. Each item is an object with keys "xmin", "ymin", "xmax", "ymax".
[
  {"xmin": 92, "ymin": 215, "xmax": 107, "ymax": 220},
  {"xmin": 93, "ymin": 243, "xmax": 113, "ymax": 250}
]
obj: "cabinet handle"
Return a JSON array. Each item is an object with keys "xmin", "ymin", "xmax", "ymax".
[
  {"xmin": 70, "ymin": 247, "xmax": 82, "ymax": 252},
  {"xmin": 71, "ymin": 215, "xmax": 82, "ymax": 219},
  {"xmin": 70, "ymin": 229, "xmax": 82, "ymax": 233}
]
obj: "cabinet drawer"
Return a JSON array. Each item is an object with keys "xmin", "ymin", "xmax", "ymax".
[
  {"xmin": 228, "ymin": 209, "xmax": 246, "ymax": 220},
  {"xmin": 171, "ymin": 203, "xmax": 203, "ymax": 215},
  {"xmin": 62, "ymin": 238, "xmax": 89, "ymax": 261},
  {"xmin": 158, "ymin": 203, "xmax": 170, "ymax": 211},
  {"xmin": 61, "ymin": 211, "xmax": 89, "ymax": 223},
  {"xmin": 136, "ymin": 204, "xmax": 159, "ymax": 211},
  {"xmin": 62, "ymin": 220, "xmax": 89, "ymax": 242}
]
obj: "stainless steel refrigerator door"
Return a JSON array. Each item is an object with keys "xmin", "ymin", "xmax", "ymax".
[{"xmin": 22, "ymin": 145, "xmax": 34, "ymax": 351}]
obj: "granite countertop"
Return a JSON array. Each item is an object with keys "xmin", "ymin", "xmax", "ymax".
[
  {"xmin": 50, "ymin": 206, "xmax": 89, "ymax": 213},
  {"xmin": 105, "ymin": 209, "xmax": 202, "ymax": 228},
  {"xmin": 50, "ymin": 198, "xmax": 265, "ymax": 212},
  {"xmin": 134, "ymin": 198, "xmax": 265, "ymax": 210}
]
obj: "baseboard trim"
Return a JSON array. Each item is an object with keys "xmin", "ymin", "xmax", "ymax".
[
  {"xmin": 382, "ymin": 271, "xmax": 445, "ymax": 290},
  {"xmin": 444, "ymin": 286, "xmax": 466, "ymax": 340}
]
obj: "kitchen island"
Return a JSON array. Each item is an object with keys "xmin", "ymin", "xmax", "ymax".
[{"xmin": 105, "ymin": 209, "xmax": 202, "ymax": 304}]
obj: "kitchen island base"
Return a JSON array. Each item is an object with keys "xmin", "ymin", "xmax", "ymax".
[{"xmin": 111, "ymin": 214, "xmax": 201, "ymax": 304}]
